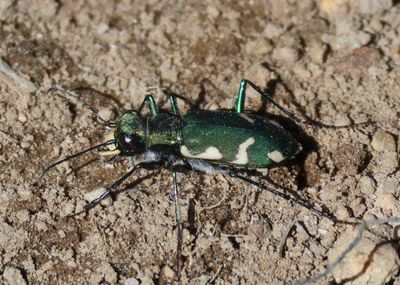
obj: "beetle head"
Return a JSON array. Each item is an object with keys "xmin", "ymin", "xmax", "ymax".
[{"xmin": 114, "ymin": 110, "xmax": 146, "ymax": 155}]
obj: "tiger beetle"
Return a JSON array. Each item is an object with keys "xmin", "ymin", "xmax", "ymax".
[{"xmin": 37, "ymin": 79, "xmax": 343, "ymax": 278}]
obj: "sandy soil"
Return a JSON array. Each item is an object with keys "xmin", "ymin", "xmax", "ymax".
[{"xmin": 0, "ymin": 0, "xmax": 400, "ymax": 284}]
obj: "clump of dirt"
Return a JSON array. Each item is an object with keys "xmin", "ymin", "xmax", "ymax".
[
  {"xmin": 332, "ymin": 143, "xmax": 368, "ymax": 175},
  {"xmin": 1, "ymin": 1, "xmax": 400, "ymax": 284}
]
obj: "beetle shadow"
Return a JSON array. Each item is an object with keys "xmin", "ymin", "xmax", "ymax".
[
  {"xmin": 261, "ymin": 112, "xmax": 318, "ymax": 188},
  {"xmin": 113, "ymin": 170, "xmax": 160, "ymax": 198},
  {"xmin": 251, "ymin": 82, "xmax": 319, "ymax": 190}
]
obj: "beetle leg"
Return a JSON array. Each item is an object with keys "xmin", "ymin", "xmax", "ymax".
[
  {"xmin": 81, "ymin": 162, "xmax": 146, "ymax": 213},
  {"xmin": 235, "ymin": 79, "xmax": 354, "ymax": 128},
  {"xmin": 167, "ymin": 94, "xmax": 180, "ymax": 116},
  {"xmin": 234, "ymin": 79, "xmax": 248, "ymax": 113},
  {"xmin": 228, "ymin": 170, "xmax": 340, "ymax": 223},
  {"xmin": 235, "ymin": 79, "xmax": 303, "ymax": 123},
  {"xmin": 171, "ymin": 171, "xmax": 183, "ymax": 278},
  {"xmin": 138, "ymin": 95, "xmax": 158, "ymax": 117}
]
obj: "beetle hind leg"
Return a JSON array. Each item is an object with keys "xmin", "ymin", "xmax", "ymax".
[
  {"xmin": 234, "ymin": 79, "xmax": 303, "ymax": 125},
  {"xmin": 228, "ymin": 170, "xmax": 339, "ymax": 223}
]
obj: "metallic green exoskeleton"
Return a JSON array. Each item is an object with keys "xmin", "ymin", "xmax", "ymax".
[
  {"xmin": 40, "ymin": 79, "xmax": 332, "ymax": 279},
  {"xmin": 111, "ymin": 80, "xmax": 301, "ymax": 170},
  {"xmin": 180, "ymin": 109, "xmax": 300, "ymax": 168}
]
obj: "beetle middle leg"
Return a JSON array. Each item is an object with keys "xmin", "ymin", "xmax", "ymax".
[{"xmin": 167, "ymin": 94, "xmax": 180, "ymax": 116}]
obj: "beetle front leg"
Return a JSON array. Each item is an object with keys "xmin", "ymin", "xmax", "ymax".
[
  {"xmin": 74, "ymin": 162, "xmax": 146, "ymax": 214},
  {"xmin": 138, "ymin": 95, "xmax": 158, "ymax": 117}
]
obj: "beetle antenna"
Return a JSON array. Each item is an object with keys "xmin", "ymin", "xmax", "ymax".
[
  {"xmin": 228, "ymin": 171, "xmax": 356, "ymax": 225},
  {"xmin": 48, "ymin": 87, "xmax": 117, "ymax": 127},
  {"xmin": 34, "ymin": 140, "xmax": 116, "ymax": 186}
]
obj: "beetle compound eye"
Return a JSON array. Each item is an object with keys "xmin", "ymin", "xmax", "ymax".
[
  {"xmin": 123, "ymin": 135, "xmax": 133, "ymax": 144},
  {"xmin": 117, "ymin": 133, "xmax": 144, "ymax": 154}
]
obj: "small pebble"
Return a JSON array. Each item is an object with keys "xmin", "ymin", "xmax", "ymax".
[
  {"xmin": 349, "ymin": 198, "xmax": 366, "ymax": 218},
  {"xmin": 160, "ymin": 58, "xmax": 178, "ymax": 82},
  {"xmin": 0, "ymin": 0, "xmax": 14, "ymax": 17},
  {"xmin": 244, "ymin": 39, "xmax": 272, "ymax": 56},
  {"xmin": 376, "ymin": 151, "xmax": 398, "ymax": 175},
  {"xmin": 206, "ymin": 6, "xmax": 220, "ymax": 19},
  {"xmin": 331, "ymin": 47, "xmax": 382, "ymax": 79},
  {"xmin": 332, "ymin": 143, "xmax": 367, "ymax": 175},
  {"xmin": 97, "ymin": 22, "xmax": 109, "ymax": 34},
  {"xmin": 16, "ymin": 210, "xmax": 30, "ymax": 223},
  {"xmin": 125, "ymin": 277, "xmax": 140, "ymax": 285},
  {"xmin": 371, "ymin": 130, "xmax": 396, "ymax": 152},
  {"xmin": 356, "ymin": 0, "xmax": 393, "ymax": 14},
  {"xmin": 362, "ymin": 212, "xmax": 377, "ymax": 221},
  {"xmin": 272, "ymin": 47, "xmax": 299, "ymax": 64},
  {"xmin": 336, "ymin": 205, "xmax": 351, "ymax": 220},
  {"xmin": 263, "ymin": 22, "xmax": 284, "ymax": 39},
  {"xmin": 307, "ymin": 41, "xmax": 327, "ymax": 63},
  {"xmin": 356, "ymin": 176, "xmax": 376, "ymax": 195},
  {"xmin": 163, "ymin": 265, "xmax": 175, "ymax": 279},
  {"xmin": 318, "ymin": 0, "xmax": 345, "ymax": 14},
  {"xmin": 99, "ymin": 263, "xmax": 118, "ymax": 284},
  {"xmin": 371, "ymin": 131, "xmax": 398, "ymax": 174},
  {"xmin": 293, "ymin": 64, "xmax": 311, "ymax": 80},
  {"xmin": 3, "ymin": 266, "xmax": 26, "ymax": 285},
  {"xmin": 375, "ymin": 193, "xmax": 400, "ymax": 216},
  {"xmin": 18, "ymin": 113, "xmax": 27, "ymax": 123}
]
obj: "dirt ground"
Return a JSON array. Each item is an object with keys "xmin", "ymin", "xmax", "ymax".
[{"xmin": 1, "ymin": 0, "xmax": 400, "ymax": 284}]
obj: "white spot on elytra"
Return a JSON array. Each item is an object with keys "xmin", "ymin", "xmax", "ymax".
[
  {"xmin": 269, "ymin": 119, "xmax": 283, "ymax": 128},
  {"xmin": 239, "ymin": 113, "xmax": 255, "ymax": 124},
  {"xmin": 232, "ymin": 137, "xmax": 255, "ymax": 164},
  {"xmin": 181, "ymin": 145, "xmax": 223, "ymax": 160},
  {"xmin": 267, "ymin": 150, "xmax": 285, "ymax": 163}
]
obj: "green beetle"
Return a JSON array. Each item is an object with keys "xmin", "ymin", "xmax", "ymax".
[
  {"xmin": 38, "ymin": 79, "xmax": 334, "ymax": 277},
  {"xmin": 106, "ymin": 79, "xmax": 301, "ymax": 170}
]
